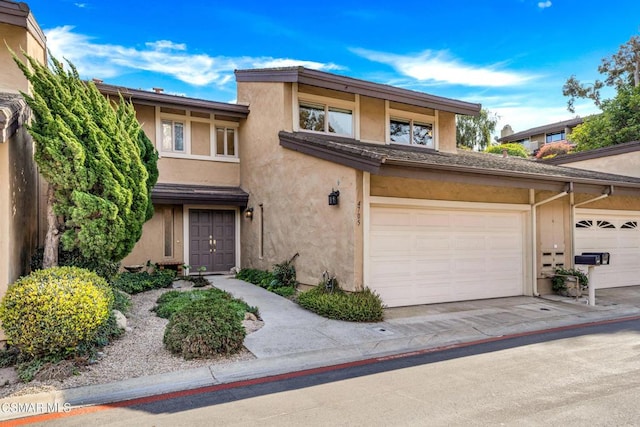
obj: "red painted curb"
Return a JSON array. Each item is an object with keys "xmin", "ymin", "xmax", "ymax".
[{"xmin": 6, "ymin": 313, "xmax": 640, "ymax": 426}]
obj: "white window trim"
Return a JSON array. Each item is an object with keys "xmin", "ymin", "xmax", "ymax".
[
  {"xmin": 385, "ymin": 101, "xmax": 438, "ymax": 149},
  {"xmin": 155, "ymin": 106, "xmax": 240, "ymax": 162},
  {"xmin": 295, "ymin": 90, "xmax": 358, "ymax": 138}
]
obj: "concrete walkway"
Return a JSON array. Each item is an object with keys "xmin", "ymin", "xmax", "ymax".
[{"xmin": 2, "ymin": 276, "xmax": 640, "ymax": 421}]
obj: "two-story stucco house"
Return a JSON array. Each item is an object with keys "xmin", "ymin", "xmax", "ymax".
[{"xmin": 5, "ymin": 0, "xmax": 640, "ymax": 312}]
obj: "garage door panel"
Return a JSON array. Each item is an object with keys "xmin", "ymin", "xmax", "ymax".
[
  {"xmin": 453, "ymin": 214, "xmax": 487, "ymax": 229},
  {"xmin": 575, "ymin": 212, "xmax": 640, "ymax": 289},
  {"xmin": 370, "ymin": 206, "xmax": 525, "ymax": 307},
  {"xmin": 415, "ymin": 212, "xmax": 451, "ymax": 227}
]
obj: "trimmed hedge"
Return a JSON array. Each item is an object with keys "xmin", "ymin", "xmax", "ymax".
[
  {"xmin": 154, "ymin": 288, "xmax": 258, "ymax": 319},
  {"xmin": 0, "ymin": 267, "xmax": 113, "ymax": 358},
  {"xmin": 485, "ymin": 143, "xmax": 529, "ymax": 158},
  {"xmin": 163, "ymin": 299, "xmax": 246, "ymax": 359},
  {"xmin": 296, "ymin": 287, "xmax": 384, "ymax": 322}
]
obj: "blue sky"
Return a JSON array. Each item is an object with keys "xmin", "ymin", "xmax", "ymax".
[{"xmin": 23, "ymin": 0, "xmax": 640, "ymax": 136}]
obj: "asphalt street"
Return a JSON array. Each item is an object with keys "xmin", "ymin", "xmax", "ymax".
[{"xmin": 15, "ymin": 317, "xmax": 640, "ymax": 426}]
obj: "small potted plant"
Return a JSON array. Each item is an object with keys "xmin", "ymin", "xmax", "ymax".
[{"xmin": 551, "ymin": 267, "xmax": 588, "ymax": 296}]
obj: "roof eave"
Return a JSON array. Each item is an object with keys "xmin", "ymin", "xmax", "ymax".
[
  {"xmin": 95, "ymin": 83, "xmax": 249, "ymax": 118},
  {"xmin": 382, "ymin": 158, "xmax": 640, "ymax": 193},
  {"xmin": 236, "ymin": 67, "xmax": 481, "ymax": 116}
]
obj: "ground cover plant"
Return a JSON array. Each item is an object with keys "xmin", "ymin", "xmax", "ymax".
[
  {"xmin": 235, "ymin": 255, "xmax": 299, "ymax": 297},
  {"xmin": 113, "ymin": 270, "xmax": 175, "ymax": 294},
  {"xmin": 296, "ymin": 286, "xmax": 384, "ymax": 322}
]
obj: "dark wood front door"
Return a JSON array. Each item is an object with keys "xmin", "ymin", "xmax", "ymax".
[{"xmin": 189, "ymin": 209, "xmax": 236, "ymax": 273}]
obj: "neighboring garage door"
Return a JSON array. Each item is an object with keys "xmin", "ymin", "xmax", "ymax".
[
  {"xmin": 575, "ymin": 210, "xmax": 640, "ymax": 289},
  {"xmin": 369, "ymin": 204, "xmax": 526, "ymax": 307}
]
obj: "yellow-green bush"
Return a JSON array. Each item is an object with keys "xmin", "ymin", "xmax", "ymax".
[
  {"xmin": 0, "ymin": 266, "xmax": 113, "ymax": 358},
  {"xmin": 485, "ymin": 143, "xmax": 529, "ymax": 158}
]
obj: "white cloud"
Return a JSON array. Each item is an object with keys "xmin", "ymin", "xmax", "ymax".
[
  {"xmin": 145, "ymin": 40, "xmax": 186, "ymax": 51},
  {"xmin": 74, "ymin": 3, "xmax": 87, "ymax": 8},
  {"xmin": 538, "ymin": 1, "xmax": 552, "ymax": 9},
  {"xmin": 352, "ymin": 48, "xmax": 535, "ymax": 87},
  {"xmin": 44, "ymin": 26, "xmax": 342, "ymax": 86}
]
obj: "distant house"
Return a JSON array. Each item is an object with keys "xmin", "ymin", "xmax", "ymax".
[{"xmin": 498, "ymin": 117, "xmax": 584, "ymax": 154}]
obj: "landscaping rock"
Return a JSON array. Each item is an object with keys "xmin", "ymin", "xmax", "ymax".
[
  {"xmin": 113, "ymin": 309, "xmax": 127, "ymax": 330},
  {"xmin": 244, "ymin": 312, "xmax": 258, "ymax": 321}
]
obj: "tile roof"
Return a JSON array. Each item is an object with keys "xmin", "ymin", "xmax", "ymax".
[
  {"xmin": 279, "ymin": 131, "xmax": 640, "ymax": 191},
  {"xmin": 152, "ymin": 183, "xmax": 249, "ymax": 206}
]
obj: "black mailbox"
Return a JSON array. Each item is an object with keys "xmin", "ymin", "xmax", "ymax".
[
  {"xmin": 575, "ymin": 254, "xmax": 600, "ymax": 265},
  {"xmin": 582, "ymin": 252, "xmax": 610, "ymax": 265}
]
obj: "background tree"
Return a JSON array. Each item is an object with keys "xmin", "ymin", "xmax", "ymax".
[
  {"xmin": 14, "ymin": 51, "xmax": 158, "ymax": 268},
  {"xmin": 456, "ymin": 109, "xmax": 498, "ymax": 150},
  {"xmin": 563, "ymin": 35, "xmax": 640, "ymax": 113},
  {"xmin": 569, "ymin": 85, "xmax": 640, "ymax": 151}
]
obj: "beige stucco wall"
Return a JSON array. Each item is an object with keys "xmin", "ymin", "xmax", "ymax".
[
  {"xmin": 0, "ymin": 23, "xmax": 28, "ymax": 93},
  {"xmin": 157, "ymin": 158, "xmax": 240, "ymax": 186},
  {"xmin": 0, "ymin": 22, "xmax": 46, "ymax": 94},
  {"xmin": 238, "ymin": 81, "xmax": 362, "ymax": 290},
  {"xmin": 438, "ymin": 112, "xmax": 457, "ymax": 153},
  {"xmin": 560, "ymin": 152, "xmax": 640, "ymax": 178},
  {"xmin": 121, "ymin": 204, "xmax": 184, "ymax": 267},
  {"xmin": 359, "ymin": 96, "xmax": 385, "ymax": 143},
  {"xmin": 371, "ymin": 175, "xmax": 530, "ymax": 203}
]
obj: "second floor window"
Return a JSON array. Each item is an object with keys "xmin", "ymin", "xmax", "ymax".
[
  {"xmin": 157, "ymin": 107, "xmax": 239, "ymax": 160},
  {"xmin": 546, "ymin": 131, "xmax": 566, "ymax": 143},
  {"xmin": 299, "ymin": 102, "xmax": 353, "ymax": 136},
  {"xmin": 390, "ymin": 118, "xmax": 434, "ymax": 148},
  {"xmin": 162, "ymin": 120, "xmax": 185, "ymax": 152}
]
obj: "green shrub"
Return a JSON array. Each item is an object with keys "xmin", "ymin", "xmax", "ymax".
[
  {"xmin": 113, "ymin": 270, "xmax": 175, "ymax": 294},
  {"xmin": 163, "ymin": 299, "xmax": 246, "ymax": 359},
  {"xmin": 270, "ymin": 255, "xmax": 298, "ymax": 288},
  {"xmin": 30, "ymin": 248, "xmax": 120, "ymax": 284},
  {"xmin": 485, "ymin": 143, "xmax": 529, "ymax": 158},
  {"xmin": 236, "ymin": 268, "xmax": 274, "ymax": 285},
  {"xmin": 0, "ymin": 267, "xmax": 113, "ymax": 358},
  {"xmin": 154, "ymin": 288, "xmax": 258, "ymax": 319},
  {"xmin": 551, "ymin": 267, "xmax": 589, "ymax": 294},
  {"xmin": 112, "ymin": 288, "xmax": 132, "ymax": 314},
  {"xmin": 297, "ymin": 286, "xmax": 384, "ymax": 322}
]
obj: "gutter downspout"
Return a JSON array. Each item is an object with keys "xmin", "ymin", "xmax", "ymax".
[{"xmin": 531, "ymin": 184, "xmax": 572, "ymax": 296}]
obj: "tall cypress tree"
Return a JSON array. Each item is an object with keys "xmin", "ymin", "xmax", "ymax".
[{"xmin": 13, "ymin": 51, "xmax": 158, "ymax": 267}]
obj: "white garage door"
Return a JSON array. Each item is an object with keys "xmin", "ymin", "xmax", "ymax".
[
  {"xmin": 575, "ymin": 210, "xmax": 640, "ymax": 289},
  {"xmin": 369, "ymin": 205, "xmax": 526, "ymax": 307}
]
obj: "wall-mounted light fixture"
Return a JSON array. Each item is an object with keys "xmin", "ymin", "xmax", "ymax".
[
  {"xmin": 245, "ymin": 207, "xmax": 254, "ymax": 220},
  {"xmin": 328, "ymin": 189, "xmax": 340, "ymax": 206}
]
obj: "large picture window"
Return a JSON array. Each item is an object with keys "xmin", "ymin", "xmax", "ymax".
[
  {"xmin": 299, "ymin": 101, "xmax": 353, "ymax": 136},
  {"xmin": 545, "ymin": 131, "xmax": 566, "ymax": 144}
]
